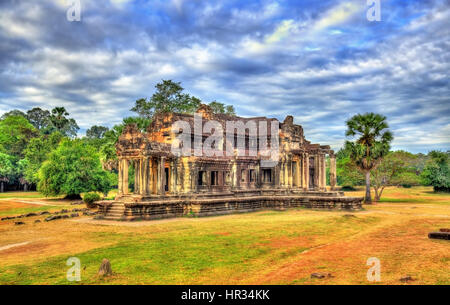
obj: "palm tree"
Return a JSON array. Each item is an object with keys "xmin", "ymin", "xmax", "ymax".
[
  {"xmin": 345, "ymin": 113, "xmax": 393, "ymax": 203},
  {"xmin": 50, "ymin": 107, "xmax": 69, "ymax": 130}
]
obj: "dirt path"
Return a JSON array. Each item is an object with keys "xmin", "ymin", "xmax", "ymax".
[
  {"xmin": 0, "ymin": 199, "xmax": 55, "ymax": 206},
  {"xmin": 0, "ymin": 241, "xmax": 31, "ymax": 252}
]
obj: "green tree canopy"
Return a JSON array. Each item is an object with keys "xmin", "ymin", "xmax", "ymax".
[
  {"xmin": 420, "ymin": 151, "xmax": 450, "ymax": 192},
  {"xmin": 0, "ymin": 109, "xmax": 27, "ymax": 120},
  {"xmin": 371, "ymin": 151, "xmax": 420, "ymax": 201},
  {"xmin": 26, "ymin": 107, "xmax": 51, "ymax": 130},
  {"xmin": 122, "ymin": 117, "xmax": 151, "ymax": 132},
  {"xmin": 0, "ymin": 152, "xmax": 14, "ymax": 185},
  {"xmin": 45, "ymin": 107, "xmax": 79, "ymax": 138},
  {"xmin": 38, "ymin": 139, "xmax": 112, "ymax": 198},
  {"xmin": 335, "ymin": 148, "xmax": 364, "ymax": 189},
  {"xmin": 208, "ymin": 101, "xmax": 236, "ymax": 115},
  {"xmin": 345, "ymin": 113, "xmax": 393, "ymax": 203},
  {"xmin": 0, "ymin": 115, "xmax": 38, "ymax": 158},
  {"xmin": 131, "ymin": 80, "xmax": 202, "ymax": 118},
  {"xmin": 86, "ymin": 125, "xmax": 109, "ymax": 139},
  {"xmin": 22, "ymin": 132, "xmax": 65, "ymax": 185}
]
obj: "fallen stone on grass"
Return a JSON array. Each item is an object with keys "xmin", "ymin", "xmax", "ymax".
[
  {"xmin": 342, "ymin": 214, "xmax": 356, "ymax": 218},
  {"xmin": 311, "ymin": 272, "xmax": 333, "ymax": 279},
  {"xmin": 25, "ymin": 212, "xmax": 37, "ymax": 217},
  {"xmin": 1, "ymin": 216, "xmax": 16, "ymax": 221},
  {"xmin": 428, "ymin": 232, "xmax": 450, "ymax": 240},
  {"xmin": 14, "ymin": 221, "xmax": 25, "ymax": 225},
  {"xmin": 45, "ymin": 215, "xmax": 62, "ymax": 222},
  {"xmin": 83, "ymin": 211, "xmax": 98, "ymax": 216},
  {"xmin": 34, "ymin": 220, "xmax": 41, "ymax": 223},
  {"xmin": 70, "ymin": 213, "xmax": 79, "ymax": 218},
  {"xmin": 98, "ymin": 259, "xmax": 112, "ymax": 277},
  {"xmin": 400, "ymin": 275, "xmax": 415, "ymax": 282},
  {"xmin": 38, "ymin": 211, "xmax": 50, "ymax": 215}
]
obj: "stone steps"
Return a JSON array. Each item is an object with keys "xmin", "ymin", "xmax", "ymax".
[{"xmin": 103, "ymin": 202, "xmax": 125, "ymax": 220}]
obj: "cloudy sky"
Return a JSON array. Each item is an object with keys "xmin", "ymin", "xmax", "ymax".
[{"xmin": 0, "ymin": 0, "xmax": 449, "ymax": 153}]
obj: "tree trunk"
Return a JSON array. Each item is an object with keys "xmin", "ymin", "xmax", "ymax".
[
  {"xmin": 373, "ymin": 186, "xmax": 379, "ymax": 202},
  {"xmin": 0, "ymin": 182, "xmax": 4, "ymax": 193},
  {"xmin": 24, "ymin": 183, "xmax": 28, "ymax": 192},
  {"xmin": 365, "ymin": 171, "xmax": 372, "ymax": 204}
]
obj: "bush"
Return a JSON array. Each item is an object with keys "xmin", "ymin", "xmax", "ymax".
[
  {"xmin": 38, "ymin": 139, "xmax": 112, "ymax": 197},
  {"xmin": 83, "ymin": 192, "xmax": 101, "ymax": 207},
  {"xmin": 420, "ymin": 151, "xmax": 450, "ymax": 192},
  {"xmin": 340, "ymin": 185, "xmax": 357, "ymax": 191}
]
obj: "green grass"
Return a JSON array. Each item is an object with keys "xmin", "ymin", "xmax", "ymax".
[
  {"xmin": 0, "ymin": 192, "xmax": 45, "ymax": 199},
  {"xmin": 1, "ymin": 186, "xmax": 448, "ymax": 285},
  {"xmin": 0, "ymin": 205, "xmax": 61, "ymax": 217},
  {"xmin": 0, "ymin": 211, "xmax": 380, "ymax": 284}
]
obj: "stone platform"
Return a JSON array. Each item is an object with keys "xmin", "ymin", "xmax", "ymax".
[{"xmin": 97, "ymin": 190, "xmax": 363, "ymax": 221}]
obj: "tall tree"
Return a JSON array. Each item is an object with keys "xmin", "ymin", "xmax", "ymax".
[
  {"xmin": 22, "ymin": 132, "xmax": 64, "ymax": 185},
  {"xmin": 208, "ymin": 101, "xmax": 236, "ymax": 115},
  {"xmin": 371, "ymin": 151, "xmax": 419, "ymax": 201},
  {"xmin": 86, "ymin": 125, "xmax": 109, "ymax": 139},
  {"xmin": 0, "ymin": 109, "xmax": 26, "ymax": 120},
  {"xmin": 26, "ymin": 107, "xmax": 51, "ymax": 130},
  {"xmin": 48, "ymin": 107, "xmax": 79, "ymax": 138},
  {"xmin": 335, "ymin": 147, "xmax": 364, "ymax": 189},
  {"xmin": 345, "ymin": 113, "xmax": 393, "ymax": 203},
  {"xmin": 0, "ymin": 152, "xmax": 14, "ymax": 192},
  {"xmin": 0, "ymin": 115, "xmax": 38, "ymax": 158},
  {"xmin": 131, "ymin": 80, "xmax": 202, "ymax": 118}
]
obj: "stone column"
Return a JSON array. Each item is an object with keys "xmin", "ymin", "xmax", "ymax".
[
  {"xmin": 159, "ymin": 156, "xmax": 166, "ymax": 195},
  {"xmin": 330, "ymin": 154, "xmax": 337, "ymax": 190},
  {"xmin": 314, "ymin": 156, "xmax": 320, "ymax": 189},
  {"xmin": 314, "ymin": 155, "xmax": 322, "ymax": 189},
  {"xmin": 123, "ymin": 159, "xmax": 129, "ymax": 194},
  {"xmin": 318, "ymin": 155, "xmax": 323, "ymax": 189},
  {"xmin": 274, "ymin": 163, "xmax": 280, "ymax": 187},
  {"xmin": 311, "ymin": 155, "xmax": 316, "ymax": 189},
  {"xmin": 118, "ymin": 158, "xmax": 123, "ymax": 195},
  {"xmin": 322, "ymin": 154, "xmax": 327, "ymax": 190},
  {"xmin": 256, "ymin": 162, "xmax": 261, "ymax": 187},
  {"xmin": 287, "ymin": 157, "xmax": 293, "ymax": 188},
  {"xmin": 141, "ymin": 157, "xmax": 148, "ymax": 196},
  {"xmin": 231, "ymin": 159, "xmax": 238, "ymax": 190},
  {"xmin": 134, "ymin": 160, "xmax": 140, "ymax": 194},
  {"xmin": 148, "ymin": 158, "xmax": 154, "ymax": 195},
  {"xmin": 296, "ymin": 160, "xmax": 301, "ymax": 188},
  {"xmin": 170, "ymin": 159, "xmax": 176, "ymax": 194},
  {"xmin": 304, "ymin": 153, "xmax": 309, "ymax": 190}
]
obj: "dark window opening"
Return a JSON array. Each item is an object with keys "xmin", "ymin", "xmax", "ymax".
[
  {"xmin": 249, "ymin": 169, "xmax": 255, "ymax": 182},
  {"xmin": 211, "ymin": 171, "xmax": 219, "ymax": 186},
  {"xmin": 262, "ymin": 169, "xmax": 272, "ymax": 183},
  {"xmin": 164, "ymin": 168, "xmax": 169, "ymax": 192},
  {"xmin": 198, "ymin": 171, "xmax": 206, "ymax": 186},
  {"xmin": 241, "ymin": 169, "xmax": 247, "ymax": 183}
]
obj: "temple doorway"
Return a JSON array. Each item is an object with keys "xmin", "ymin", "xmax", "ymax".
[
  {"xmin": 309, "ymin": 157, "xmax": 315, "ymax": 189},
  {"xmin": 164, "ymin": 167, "xmax": 169, "ymax": 192}
]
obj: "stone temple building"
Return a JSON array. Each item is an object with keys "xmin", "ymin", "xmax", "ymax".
[{"xmin": 99, "ymin": 105, "xmax": 362, "ymax": 220}]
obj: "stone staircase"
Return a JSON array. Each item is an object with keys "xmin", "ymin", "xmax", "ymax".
[{"xmin": 102, "ymin": 202, "xmax": 126, "ymax": 220}]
